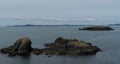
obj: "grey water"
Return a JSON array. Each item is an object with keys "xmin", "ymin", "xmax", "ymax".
[{"xmin": 0, "ymin": 26, "xmax": 120, "ymax": 64}]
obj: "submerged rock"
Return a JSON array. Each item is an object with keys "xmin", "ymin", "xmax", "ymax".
[
  {"xmin": 44, "ymin": 37, "xmax": 101, "ymax": 55},
  {"xmin": 79, "ymin": 26, "xmax": 114, "ymax": 31},
  {"xmin": 0, "ymin": 37, "xmax": 32, "ymax": 56}
]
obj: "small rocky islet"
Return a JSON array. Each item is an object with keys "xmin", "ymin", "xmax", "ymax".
[
  {"xmin": 0, "ymin": 37, "xmax": 32, "ymax": 56},
  {"xmin": 0, "ymin": 37, "xmax": 101, "ymax": 57},
  {"xmin": 79, "ymin": 26, "xmax": 114, "ymax": 31}
]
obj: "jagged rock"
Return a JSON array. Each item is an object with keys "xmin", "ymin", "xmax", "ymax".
[
  {"xmin": 0, "ymin": 37, "xmax": 32, "ymax": 56},
  {"xmin": 55, "ymin": 37, "xmax": 68, "ymax": 43},
  {"xmin": 0, "ymin": 48, "xmax": 9, "ymax": 54},
  {"xmin": 0, "ymin": 37, "xmax": 101, "ymax": 57},
  {"xmin": 79, "ymin": 26, "xmax": 114, "ymax": 31},
  {"xmin": 32, "ymin": 48, "xmax": 43, "ymax": 55},
  {"xmin": 44, "ymin": 37, "xmax": 101, "ymax": 55}
]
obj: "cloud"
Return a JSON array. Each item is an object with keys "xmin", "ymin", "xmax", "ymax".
[
  {"xmin": 83, "ymin": 18, "xmax": 96, "ymax": 21},
  {"xmin": 39, "ymin": 18, "xmax": 69, "ymax": 21}
]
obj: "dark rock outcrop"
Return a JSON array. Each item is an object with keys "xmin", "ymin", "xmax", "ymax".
[
  {"xmin": 0, "ymin": 37, "xmax": 32, "ymax": 56},
  {"xmin": 0, "ymin": 37, "xmax": 101, "ymax": 57},
  {"xmin": 79, "ymin": 26, "xmax": 114, "ymax": 31},
  {"xmin": 44, "ymin": 37, "xmax": 101, "ymax": 55},
  {"xmin": 32, "ymin": 48, "xmax": 43, "ymax": 55}
]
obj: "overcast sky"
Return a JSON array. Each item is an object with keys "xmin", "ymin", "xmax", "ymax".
[{"xmin": 0, "ymin": 0, "xmax": 120, "ymax": 26}]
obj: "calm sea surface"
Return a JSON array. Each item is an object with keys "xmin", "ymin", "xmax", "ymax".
[{"xmin": 0, "ymin": 26, "xmax": 120, "ymax": 64}]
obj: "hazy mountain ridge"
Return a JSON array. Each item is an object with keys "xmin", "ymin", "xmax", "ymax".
[
  {"xmin": 7, "ymin": 24, "xmax": 91, "ymax": 27},
  {"xmin": 6, "ymin": 23, "xmax": 120, "ymax": 27}
]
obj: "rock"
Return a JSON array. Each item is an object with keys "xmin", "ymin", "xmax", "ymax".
[
  {"xmin": 32, "ymin": 48, "xmax": 43, "ymax": 55},
  {"xmin": 44, "ymin": 37, "xmax": 101, "ymax": 55},
  {"xmin": 48, "ymin": 55, "xmax": 51, "ymax": 57},
  {"xmin": 79, "ymin": 26, "xmax": 114, "ymax": 31},
  {"xmin": 55, "ymin": 37, "xmax": 68, "ymax": 44},
  {"xmin": 0, "ymin": 48, "xmax": 9, "ymax": 54},
  {"xmin": 0, "ymin": 37, "xmax": 101, "ymax": 57},
  {"xmin": 17, "ymin": 37, "xmax": 32, "ymax": 55},
  {"xmin": 0, "ymin": 37, "xmax": 32, "ymax": 56}
]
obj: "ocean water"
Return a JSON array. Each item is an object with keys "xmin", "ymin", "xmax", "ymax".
[{"xmin": 0, "ymin": 26, "xmax": 120, "ymax": 64}]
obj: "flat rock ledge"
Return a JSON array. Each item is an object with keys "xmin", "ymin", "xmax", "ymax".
[
  {"xmin": 0, "ymin": 37, "xmax": 101, "ymax": 57},
  {"xmin": 79, "ymin": 26, "xmax": 114, "ymax": 31}
]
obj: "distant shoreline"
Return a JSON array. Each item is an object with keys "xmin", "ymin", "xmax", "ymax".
[
  {"xmin": 6, "ymin": 24, "xmax": 120, "ymax": 27},
  {"xmin": 6, "ymin": 24, "xmax": 95, "ymax": 27}
]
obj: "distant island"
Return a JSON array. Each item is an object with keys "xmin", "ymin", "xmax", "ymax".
[
  {"xmin": 79, "ymin": 26, "xmax": 114, "ymax": 31},
  {"xmin": 7, "ymin": 24, "xmax": 120, "ymax": 27},
  {"xmin": 6, "ymin": 24, "xmax": 93, "ymax": 27},
  {"xmin": 109, "ymin": 24, "xmax": 120, "ymax": 26}
]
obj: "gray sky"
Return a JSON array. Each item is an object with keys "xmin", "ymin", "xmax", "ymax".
[{"xmin": 0, "ymin": 0, "xmax": 120, "ymax": 25}]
